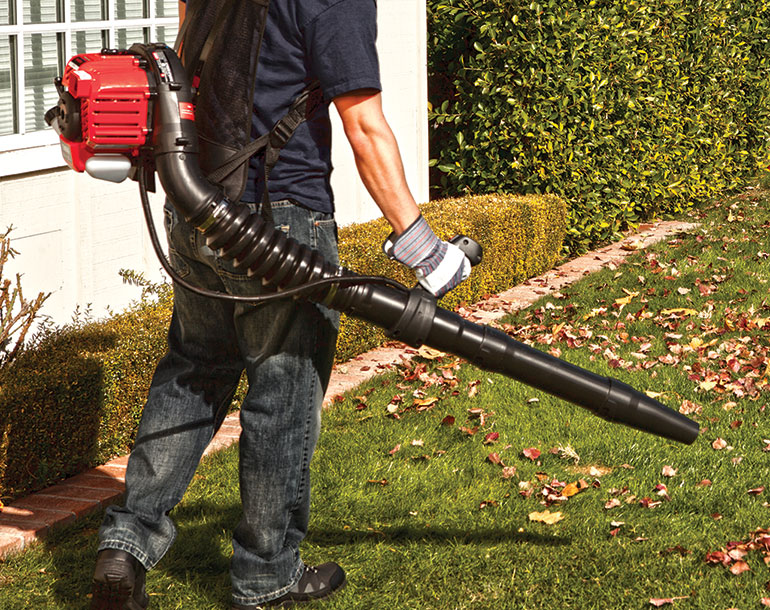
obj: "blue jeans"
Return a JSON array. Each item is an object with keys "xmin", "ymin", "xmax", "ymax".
[{"xmin": 97, "ymin": 200, "xmax": 340, "ymax": 606}]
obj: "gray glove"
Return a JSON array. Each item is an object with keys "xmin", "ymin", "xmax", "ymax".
[{"xmin": 383, "ymin": 215, "xmax": 470, "ymax": 298}]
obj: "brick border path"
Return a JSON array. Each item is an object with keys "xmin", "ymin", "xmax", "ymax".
[{"xmin": 0, "ymin": 220, "xmax": 696, "ymax": 559}]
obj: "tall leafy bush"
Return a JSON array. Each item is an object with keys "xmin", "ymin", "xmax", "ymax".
[{"xmin": 428, "ymin": 0, "xmax": 770, "ymax": 252}]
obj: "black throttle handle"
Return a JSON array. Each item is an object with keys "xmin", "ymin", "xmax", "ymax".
[{"xmin": 450, "ymin": 234, "xmax": 483, "ymax": 266}]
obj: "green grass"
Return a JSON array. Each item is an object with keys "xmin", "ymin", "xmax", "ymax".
[{"xmin": 2, "ymin": 183, "xmax": 770, "ymax": 608}]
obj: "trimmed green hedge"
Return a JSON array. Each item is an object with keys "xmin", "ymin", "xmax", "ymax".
[
  {"xmin": 0, "ymin": 193, "xmax": 565, "ymax": 501},
  {"xmin": 0, "ymin": 300, "xmax": 172, "ymax": 502},
  {"xmin": 428, "ymin": 0, "xmax": 770, "ymax": 253}
]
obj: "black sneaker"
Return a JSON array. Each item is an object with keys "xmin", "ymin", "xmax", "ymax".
[
  {"xmin": 90, "ymin": 549, "xmax": 149, "ymax": 610},
  {"xmin": 232, "ymin": 562, "xmax": 346, "ymax": 608}
]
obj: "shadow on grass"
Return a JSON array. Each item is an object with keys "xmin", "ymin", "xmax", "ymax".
[
  {"xmin": 29, "ymin": 481, "xmax": 570, "ymax": 609},
  {"xmin": 306, "ymin": 525, "xmax": 571, "ymax": 548}
]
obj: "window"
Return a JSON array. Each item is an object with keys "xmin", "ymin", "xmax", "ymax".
[{"xmin": 0, "ymin": 0, "xmax": 178, "ymax": 173}]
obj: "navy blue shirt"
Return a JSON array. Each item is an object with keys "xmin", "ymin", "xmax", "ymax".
[{"xmin": 241, "ymin": 0, "xmax": 382, "ymax": 212}]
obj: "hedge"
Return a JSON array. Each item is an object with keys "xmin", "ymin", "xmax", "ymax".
[
  {"xmin": 0, "ymin": 193, "xmax": 565, "ymax": 502},
  {"xmin": 427, "ymin": 0, "xmax": 770, "ymax": 253}
]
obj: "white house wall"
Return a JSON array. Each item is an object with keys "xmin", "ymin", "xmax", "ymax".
[{"xmin": 0, "ymin": 2, "xmax": 428, "ymax": 327}]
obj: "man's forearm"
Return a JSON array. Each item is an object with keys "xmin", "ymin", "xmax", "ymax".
[{"xmin": 334, "ymin": 92, "xmax": 420, "ymax": 235}]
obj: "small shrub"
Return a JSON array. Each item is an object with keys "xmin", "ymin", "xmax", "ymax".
[{"xmin": 0, "ymin": 228, "xmax": 49, "ymax": 365}]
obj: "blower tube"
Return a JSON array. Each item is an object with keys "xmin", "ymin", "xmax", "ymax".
[{"xmin": 132, "ymin": 44, "xmax": 699, "ymax": 445}]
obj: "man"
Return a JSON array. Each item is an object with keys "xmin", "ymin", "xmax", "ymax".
[{"xmin": 90, "ymin": 1, "xmax": 470, "ymax": 608}]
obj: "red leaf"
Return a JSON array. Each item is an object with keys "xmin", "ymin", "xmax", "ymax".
[
  {"xmin": 747, "ymin": 486, "xmax": 765, "ymax": 495},
  {"xmin": 705, "ymin": 550, "xmax": 730, "ymax": 565},
  {"xmin": 522, "ymin": 447, "xmax": 541, "ymax": 461},
  {"xmin": 483, "ymin": 432, "xmax": 500, "ymax": 445},
  {"xmin": 388, "ymin": 444, "xmax": 401, "ymax": 455},
  {"xmin": 487, "ymin": 452, "xmax": 502, "ymax": 465},
  {"xmin": 440, "ymin": 415, "xmax": 455, "ymax": 426}
]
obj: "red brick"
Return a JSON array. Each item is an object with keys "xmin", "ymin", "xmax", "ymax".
[
  {"xmin": 109, "ymin": 455, "xmax": 130, "ymax": 467},
  {"xmin": 41, "ymin": 483, "xmax": 123, "ymax": 507},
  {"xmin": 89, "ymin": 464, "xmax": 128, "ymax": 480},
  {"xmin": 217, "ymin": 424, "xmax": 241, "ymax": 434},
  {"xmin": 0, "ymin": 532, "xmax": 27, "ymax": 557},
  {"xmin": 11, "ymin": 494, "xmax": 101, "ymax": 519},
  {"xmin": 64, "ymin": 473, "xmax": 125, "ymax": 491},
  {"xmin": 0, "ymin": 524, "xmax": 37, "ymax": 558},
  {"xmin": 0, "ymin": 506, "xmax": 73, "ymax": 528}
]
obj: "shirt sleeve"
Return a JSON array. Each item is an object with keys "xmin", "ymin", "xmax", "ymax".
[{"xmin": 303, "ymin": 0, "xmax": 382, "ymax": 101}]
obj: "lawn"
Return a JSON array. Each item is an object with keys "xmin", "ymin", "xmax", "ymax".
[{"xmin": 1, "ymin": 184, "xmax": 769, "ymax": 609}]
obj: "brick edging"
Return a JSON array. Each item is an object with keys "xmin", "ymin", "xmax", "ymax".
[{"xmin": 0, "ymin": 219, "xmax": 696, "ymax": 559}]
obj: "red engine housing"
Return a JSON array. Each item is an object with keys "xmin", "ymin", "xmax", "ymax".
[{"xmin": 59, "ymin": 52, "xmax": 152, "ymax": 172}]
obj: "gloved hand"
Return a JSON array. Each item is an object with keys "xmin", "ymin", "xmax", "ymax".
[{"xmin": 383, "ymin": 214, "xmax": 471, "ymax": 298}]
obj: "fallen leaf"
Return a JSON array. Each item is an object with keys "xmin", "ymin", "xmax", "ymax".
[
  {"xmin": 729, "ymin": 560, "xmax": 751, "ymax": 575},
  {"xmin": 639, "ymin": 497, "xmax": 662, "ymax": 509},
  {"xmin": 367, "ymin": 479, "xmax": 388, "ymax": 486},
  {"xmin": 440, "ymin": 415, "xmax": 455, "ymax": 426},
  {"xmin": 501, "ymin": 466, "xmax": 517, "ymax": 479},
  {"xmin": 660, "ymin": 308, "xmax": 698, "ymax": 317},
  {"xmin": 662, "ymin": 465, "xmax": 677, "ymax": 477},
  {"xmin": 649, "ymin": 597, "xmax": 688, "ymax": 607},
  {"xmin": 705, "ymin": 550, "xmax": 731, "ymax": 565},
  {"xmin": 748, "ymin": 486, "xmax": 765, "ymax": 495},
  {"xmin": 562, "ymin": 480, "xmax": 589, "ymax": 498},
  {"xmin": 467, "ymin": 380, "xmax": 480, "ymax": 397},
  {"xmin": 479, "ymin": 500, "xmax": 499, "ymax": 509},
  {"xmin": 604, "ymin": 498, "xmax": 622, "ymax": 510},
  {"xmin": 679, "ymin": 399, "xmax": 702, "ymax": 415},
  {"xmin": 483, "ymin": 432, "xmax": 500, "ymax": 445},
  {"xmin": 413, "ymin": 396, "xmax": 439, "ymax": 410},
  {"xmin": 522, "ymin": 447, "xmax": 541, "ymax": 461},
  {"xmin": 417, "ymin": 346, "xmax": 445, "ymax": 359},
  {"xmin": 411, "ymin": 439, "xmax": 424, "ymax": 447},
  {"xmin": 712, "ymin": 437, "xmax": 728, "ymax": 450},
  {"xmin": 487, "ymin": 452, "xmax": 503, "ymax": 465},
  {"xmin": 528, "ymin": 510, "xmax": 564, "ymax": 525},
  {"xmin": 388, "ymin": 444, "xmax": 401, "ymax": 455},
  {"xmin": 760, "ymin": 598, "xmax": 770, "ymax": 607}
]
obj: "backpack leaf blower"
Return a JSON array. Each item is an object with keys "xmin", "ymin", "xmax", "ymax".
[{"xmin": 45, "ymin": 43, "xmax": 699, "ymax": 445}]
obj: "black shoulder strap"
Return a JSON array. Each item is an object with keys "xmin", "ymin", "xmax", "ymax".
[{"xmin": 206, "ymin": 80, "xmax": 325, "ymax": 219}]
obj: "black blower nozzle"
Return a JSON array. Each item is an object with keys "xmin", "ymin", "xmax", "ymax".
[{"xmin": 132, "ymin": 44, "xmax": 699, "ymax": 446}]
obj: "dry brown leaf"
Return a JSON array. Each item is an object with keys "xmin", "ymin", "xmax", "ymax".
[
  {"xmin": 528, "ymin": 510, "xmax": 564, "ymax": 525},
  {"xmin": 649, "ymin": 597, "xmax": 688, "ymax": 607},
  {"xmin": 417, "ymin": 346, "xmax": 445, "ymax": 359},
  {"xmin": 661, "ymin": 465, "xmax": 677, "ymax": 477},
  {"xmin": 712, "ymin": 437, "xmax": 728, "ymax": 450},
  {"xmin": 729, "ymin": 560, "xmax": 751, "ymax": 575}
]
